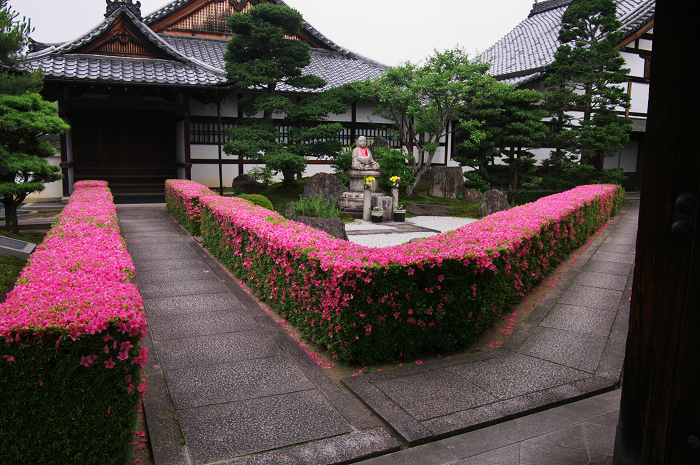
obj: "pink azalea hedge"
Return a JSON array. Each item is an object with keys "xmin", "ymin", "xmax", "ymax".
[
  {"xmin": 167, "ymin": 180, "xmax": 623, "ymax": 364},
  {"xmin": 0, "ymin": 180, "xmax": 148, "ymax": 464},
  {"xmin": 165, "ymin": 179, "xmax": 215, "ymax": 236}
]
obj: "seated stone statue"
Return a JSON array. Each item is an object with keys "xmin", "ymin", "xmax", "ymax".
[{"xmin": 351, "ymin": 136, "xmax": 380, "ymax": 171}]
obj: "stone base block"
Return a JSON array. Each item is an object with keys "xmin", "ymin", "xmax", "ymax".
[{"xmin": 339, "ymin": 191, "xmax": 387, "ymax": 218}]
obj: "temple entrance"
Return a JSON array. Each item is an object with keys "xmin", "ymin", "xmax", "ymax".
[{"xmin": 70, "ymin": 108, "xmax": 176, "ymax": 195}]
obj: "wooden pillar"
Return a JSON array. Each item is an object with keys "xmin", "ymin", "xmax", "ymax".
[{"xmin": 614, "ymin": 0, "xmax": 700, "ymax": 463}]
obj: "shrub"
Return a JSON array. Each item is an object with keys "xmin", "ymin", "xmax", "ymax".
[
  {"xmin": 235, "ymin": 193, "xmax": 274, "ymax": 211},
  {"xmin": 464, "ymin": 170, "xmax": 492, "ymax": 193},
  {"xmin": 330, "ymin": 146, "xmax": 352, "ymax": 174},
  {"xmin": 0, "ymin": 181, "xmax": 148, "ymax": 465},
  {"xmin": 169, "ymin": 183, "xmax": 623, "ymax": 365},
  {"xmin": 246, "ymin": 166, "xmax": 275, "ymax": 186},
  {"xmin": 374, "ymin": 147, "xmax": 415, "ymax": 189},
  {"xmin": 286, "ymin": 193, "xmax": 340, "ymax": 220},
  {"xmin": 508, "ymin": 190, "xmax": 565, "ymax": 206},
  {"xmin": 165, "ymin": 179, "xmax": 216, "ymax": 236}
]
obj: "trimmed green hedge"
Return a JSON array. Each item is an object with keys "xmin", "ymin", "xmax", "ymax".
[{"xmin": 167, "ymin": 180, "xmax": 623, "ymax": 364}]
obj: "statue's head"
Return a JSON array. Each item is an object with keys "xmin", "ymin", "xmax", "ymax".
[{"xmin": 357, "ymin": 136, "xmax": 367, "ymax": 148}]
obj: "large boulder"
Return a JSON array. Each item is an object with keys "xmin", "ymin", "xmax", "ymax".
[
  {"xmin": 297, "ymin": 216, "xmax": 348, "ymax": 241},
  {"xmin": 463, "ymin": 188, "xmax": 482, "ymax": 203},
  {"xmin": 479, "ymin": 189, "xmax": 510, "ymax": 218},
  {"xmin": 429, "ymin": 166, "xmax": 464, "ymax": 198},
  {"xmin": 405, "ymin": 203, "xmax": 451, "ymax": 216},
  {"xmin": 232, "ymin": 174, "xmax": 267, "ymax": 194},
  {"xmin": 302, "ymin": 172, "xmax": 348, "ymax": 204}
]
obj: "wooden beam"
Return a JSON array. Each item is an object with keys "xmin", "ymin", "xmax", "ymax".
[{"xmin": 613, "ymin": 0, "xmax": 700, "ymax": 463}]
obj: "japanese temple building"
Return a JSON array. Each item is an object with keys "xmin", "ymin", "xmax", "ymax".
[
  {"xmin": 23, "ymin": 0, "xmax": 654, "ymax": 200},
  {"xmin": 480, "ymin": 0, "xmax": 654, "ymax": 190},
  {"xmin": 24, "ymin": 0, "xmax": 389, "ymax": 199}
]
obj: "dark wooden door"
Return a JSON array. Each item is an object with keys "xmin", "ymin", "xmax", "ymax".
[
  {"xmin": 71, "ymin": 108, "xmax": 176, "ymax": 193},
  {"xmin": 614, "ymin": 0, "xmax": 700, "ymax": 463}
]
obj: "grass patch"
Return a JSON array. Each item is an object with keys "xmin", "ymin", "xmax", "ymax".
[{"xmin": 0, "ymin": 230, "xmax": 46, "ymax": 301}]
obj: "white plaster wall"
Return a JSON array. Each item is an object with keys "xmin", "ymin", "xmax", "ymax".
[
  {"xmin": 630, "ymin": 82, "xmax": 650, "ymax": 114},
  {"xmin": 356, "ymin": 100, "xmax": 393, "ymax": 124},
  {"xmin": 25, "ymin": 153, "xmax": 63, "ymax": 202},
  {"xmin": 621, "ymin": 52, "xmax": 646, "ymax": 78}
]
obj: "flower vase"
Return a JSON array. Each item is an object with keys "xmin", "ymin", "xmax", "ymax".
[
  {"xmin": 391, "ymin": 188, "xmax": 399, "ymax": 211},
  {"xmin": 393, "ymin": 210, "xmax": 406, "ymax": 222},
  {"xmin": 363, "ymin": 189, "xmax": 371, "ymax": 221},
  {"xmin": 371, "ymin": 211, "xmax": 383, "ymax": 223}
]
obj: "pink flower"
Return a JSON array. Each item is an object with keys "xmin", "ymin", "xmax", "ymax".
[
  {"xmin": 414, "ymin": 360, "xmax": 423, "ymax": 365},
  {"xmin": 2, "ymin": 355, "xmax": 13, "ymax": 363},
  {"xmin": 104, "ymin": 358, "xmax": 116, "ymax": 369}
]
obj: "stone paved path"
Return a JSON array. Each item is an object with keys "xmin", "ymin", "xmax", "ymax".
[{"xmin": 118, "ymin": 207, "xmax": 398, "ymax": 465}]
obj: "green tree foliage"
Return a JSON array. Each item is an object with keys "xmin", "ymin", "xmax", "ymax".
[
  {"xmin": 455, "ymin": 82, "xmax": 548, "ymax": 191},
  {"xmin": 222, "ymin": 4, "xmax": 350, "ymax": 187},
  {"xmin": 371, "ymin": 48, "xmax": 496, "ymax": 196},
  {"xmin": 543, "ymin": 0, "xmax": 632, "ymax": 167},
  {"xmin": 0, "ymin": 1, "xmax": 68, "ymax": 234}
]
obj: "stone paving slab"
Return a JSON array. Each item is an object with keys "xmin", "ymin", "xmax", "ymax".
[
  {"xmin": 163, "ymin": 357, "xmax": 316, "ymax": 409},
  {"xmin": 177, "ymin": 390, "xmax": 355, "ymax": 464},
  {"xmin": 147, "ymin": 310, "xmax": 259, "ymax": 340},
  {"xmin": 518, "ymin": 327, "xmax": 609, "ymax": 373},
  {"xmin": 143, "ymin": 293, "xmax": 244, "ymax": 317},
  {"xmin": 540, "ymin": 304, "xmax": 617, "ymax": 337}
]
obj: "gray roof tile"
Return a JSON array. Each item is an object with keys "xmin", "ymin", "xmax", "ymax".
[
  {"xmin": 22, "ymin": 1, "xmax": 384, "ymax": 90},
  {"xmin": 482, "ymin": 0, "xmax": 655, "ymax": 85}
]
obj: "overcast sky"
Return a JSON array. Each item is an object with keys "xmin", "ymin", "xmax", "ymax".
[{"xmin": 8, "ymin": 0, "xmax": 533, "ymax": 66}]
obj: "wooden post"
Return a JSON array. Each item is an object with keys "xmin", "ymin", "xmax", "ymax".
[{"xmin": 614, "ymin": 0, "xmax": 700, "ymax": 463}]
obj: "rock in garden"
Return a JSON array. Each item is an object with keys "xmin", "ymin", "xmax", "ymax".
[
  {"xmin": 369, "ymin": 135, "xmax": 390, "ymax": 149},
  {"xmin": 479, "ymin": 189, "xmax": 510, "ymax": 217},
  {"xmin": 302, "ymin": 172, "xmax": 348, "ymax": 204},
  {"xmin": 405, "ymin": 203, "xmax": 452, "ymax": 216},
  {"xmin": 232, "ymin": 174, "xmax": 267, "ymax": 194},
  {"xmin": 429, "ymin": 166, "xmax": 463, "ymax": 198},
  {"xmin": 297, "ymin": 216, "xmax": 348, "ymax": 241},
  {"xmin": 285, "ymin": 202, "xmax": 294, "ymax": 219},
  {"xmin": 463, "ymin": 188, "xmax": 482, "ymax": 202}
]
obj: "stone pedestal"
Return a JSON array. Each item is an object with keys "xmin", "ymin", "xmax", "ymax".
[
  {"xmin": 339, "ymin": 170, "xmax": 386, "ymax": 219},
  {"xmin": 391, "ymin": 188, "xmax": 399, "ymax": 210},
  {"xmin": 362, "ymin": 190, "xmax": 371, "ymax": 221},
  {"xmin": 347, "ymin": 170, "xmax": 382, "ymax": 192},
  {"xmin": 372, "ymin": 196, "xmax": 394, "ymax": 221}
]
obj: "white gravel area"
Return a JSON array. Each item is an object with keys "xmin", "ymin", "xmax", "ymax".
[{"xmin": 346, "ymin": 216, "xmax": 479, "ymax": 248}]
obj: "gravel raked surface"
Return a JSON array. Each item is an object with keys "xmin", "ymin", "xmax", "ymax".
[{"xmin": 345, "ymin": 217, "xmax": 478, "ymax": 248}]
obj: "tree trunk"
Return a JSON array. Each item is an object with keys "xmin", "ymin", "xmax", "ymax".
[
  {"xmin": 281, "ymin": 169, "xmax": 296, "ymax": 187},
  {"xmin": 405, "ymin": 151, "xmax": 435, "ymax": 196},
  {"xmin": 3, "ymin": 202, "xmax": 19, "ymax": 235}
]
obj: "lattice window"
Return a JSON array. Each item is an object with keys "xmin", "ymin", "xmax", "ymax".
[
  {"xmin": 189, "ymin": 121, "xmax": 234, "ymax": 143},
  {"xmin": 355, "ymin": 126, "xmax": 402, "ymax": 148}
]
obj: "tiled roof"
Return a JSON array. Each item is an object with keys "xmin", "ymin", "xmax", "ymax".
[
  {"xmin": 23, "ymin": 1, "xmax": 383, "ymax": 90},
  {"xmin": 162, "ymin": 35, "xmax": 384, "ymax": 91},
  {"xmin": 482, "ymin": 0, "xmax": 655, "ymax": 86},
  {"xmin": 145, "ymin": 0, "xmax": 384, "ymax": 67},
  {"xmin": 26, "ymin": 54, "xmax": 224, "ymax": 86}
]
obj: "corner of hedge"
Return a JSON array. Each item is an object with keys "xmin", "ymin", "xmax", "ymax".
[
  {"xmin": 165, "ymin": 179, "xmax": 624, "ymax": 365},
  {"xmin": 0, "ymin": 180, "xmax": 148, "ymax": 465}
]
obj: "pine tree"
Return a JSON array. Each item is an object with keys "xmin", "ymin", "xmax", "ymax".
[
  {"xmin": 543, "ymin": 0, "xmax": 632, "ymax": 167},
  {"xmin": 222, "ymin": 3, "xmax": 347, "ymax": 187},
  {"xmin": 455, "ymin": 83, "xmax": 548, "ymax": 191},
  {"xmin": 0, "ymin": 1, "xmax": 68, "ymax": 234}
]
